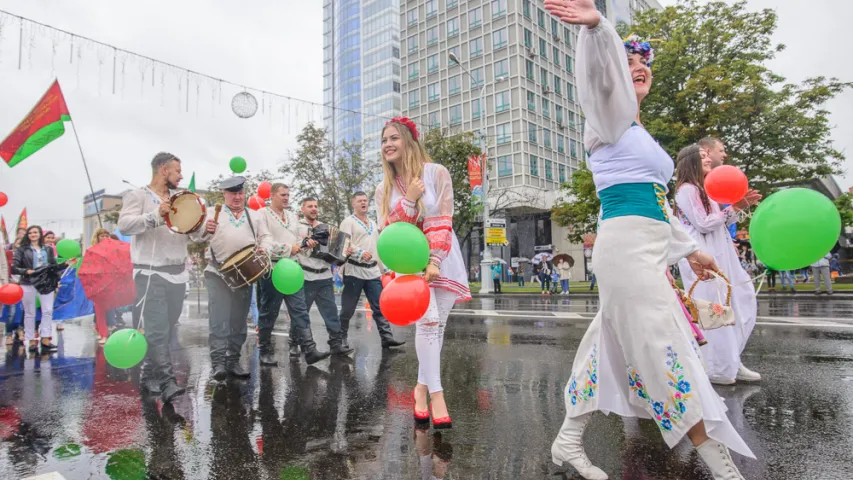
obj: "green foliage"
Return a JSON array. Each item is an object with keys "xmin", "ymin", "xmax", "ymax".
[
  {"xmin": 834, "ymin": 193, "xmax": 853, "ymax": 228},
  {"xmin": 552, "ymin": 164, "xmax": 599, "ymax": 244}
]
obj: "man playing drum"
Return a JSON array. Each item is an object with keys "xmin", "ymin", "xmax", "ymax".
[
  {"xmin": 256, "ymin": 183, "xmax": 331, "ymax": 365},
  {"xmin": 294, "ymin": 198, "xmax": 352, "ymax": 357},
  {"xmin": 338, "ymin": 191, "xmax": 405, "ymax": 350},
  {"xmin": 204, "ymin": 176, "xmax": 273, "ymax": 381},
  {"xmin": 118, "ymin": 152, "xmax": 209, "ymax": 403}
]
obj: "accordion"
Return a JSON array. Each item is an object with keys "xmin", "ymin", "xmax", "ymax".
[{"xmin": 309, "ymin": 224, "xmax": 351, "ymax": 266}]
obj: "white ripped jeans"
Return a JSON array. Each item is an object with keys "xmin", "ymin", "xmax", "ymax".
[
  {"xmin": 22, "ymin": 285, "xmax": 54, "ymax": 342},
  {"xmin": 416, "ymin": 288, "xmax": 457, "ymax": 394}
]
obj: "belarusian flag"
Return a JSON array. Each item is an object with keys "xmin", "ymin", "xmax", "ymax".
[
  {"xmin": 16, "ymin": 208, "xmax": 27, "ymax": 231},
  {"xmin": 188, "ymin": 172, "xmax": 196, "ymax": 193},
  {"xmin": 0, "ymin": 215, "xmax": 8, "ymax": 246},
  {"xmin": 0, "ymin": 80, "xmax": 71, "ymax": 167}
]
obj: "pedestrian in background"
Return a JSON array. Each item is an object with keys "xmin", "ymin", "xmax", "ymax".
[
  {"xmin": 811, "ymin": 253, "xmax": 833, "ymax": 295},
  {"xmin": 779, "ymin": 270, "xmax": 795, "ymax": 293},
  {"xmin": 491, "ymin": 262, "xmax": 502, "ymax": 293},
  {"xmin": 556, "ymin": 258, "xmax": 571, "ymax": 295},
  {"xmin": 539, "ymin": 261, "xmax": 551, "ymax": 295},
  {"xmin": 507, "ymin": 266, "xmax": 514, "ymax": 284},
  {"xmin": 516, "ymin": 263, "xmax": 525, "ymax": 287}
]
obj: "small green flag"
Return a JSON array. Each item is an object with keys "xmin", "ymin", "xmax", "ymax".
[{"xmin": 188, "ymin": 172, "xmax": 196, "ymax": 192}]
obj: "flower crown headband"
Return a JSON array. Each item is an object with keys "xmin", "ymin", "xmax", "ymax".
[
  {"xmin": 623, "ymin": 34, "xmax": 655, "ymax": 67},
  {"xmin": 385, "ymin": 116, "xmax": 419, "ymax": 142}
]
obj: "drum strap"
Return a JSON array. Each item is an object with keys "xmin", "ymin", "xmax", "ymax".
[{"xmin": 209, "ymin": 205, "xmax": 258, "ymax": 270}]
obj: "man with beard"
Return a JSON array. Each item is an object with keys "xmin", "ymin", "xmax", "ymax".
[
  {"xmin": 337, "ymin": 192, "xmax": 405, "ymax": 350},
  {"xmin": 698, "ymin": 136, "xmax": 738, "ymax": 240},
  {"xmin": 294, "ymin": 198, "xmax": 352, "ymax": 356},
  {"xmin": 118, "ymin": 152, "xmax": 209, "ymax": 402},
  {"xmin": 256, "ymin": 183, "xmax": 330, "ymax": 365}
]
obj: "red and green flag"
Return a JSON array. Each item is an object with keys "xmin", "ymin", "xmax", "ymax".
[
  {"xmin": 0, "ymin": 80, "xmax": 71, "ymax": 167},
  {"xmin": 16, "ymin": 208, "xmax": 27, "ymax": 231},
  {"xmin": 0, "ymin": 215, "xmax": 8, "ymax": 246}
]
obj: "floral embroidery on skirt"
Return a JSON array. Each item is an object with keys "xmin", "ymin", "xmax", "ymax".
[
  {"xmin": 567, "ymin": 344, "xmax": 598, "ymax": 405},
  {"xmin": 627, "ymin": 346, "xmax": 692, "ymax": 432}
]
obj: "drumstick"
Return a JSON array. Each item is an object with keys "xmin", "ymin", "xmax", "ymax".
[{"xmin": 214, "ymin": 203, "xmax": 222, "ymax": 223}]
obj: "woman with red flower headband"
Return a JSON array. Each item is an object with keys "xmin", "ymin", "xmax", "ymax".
[
  {"xmin": 376, "ymin": 117, "xmax": 471, "ymax": 430},
  {"xmin": 544, "ymin": 1, "xmax": 753, "ymax": 479}
]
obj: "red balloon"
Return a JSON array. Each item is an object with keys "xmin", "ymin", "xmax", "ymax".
[
  {"xmin": 704, "ymin": 165, "xmax": 748, "ymax": 205},
  {"xmin": 257, "ymin": 181, "xmax": 272, "ymax": 200},
  {"xmin": 0, "ymin": 284, "xmax": 23, "ymax": 305},
  {"xmin": 380, "ymin": 272, "xmax": 394, "ymax": 288},
  {"xmin": 248, "ymin": 195, "xmax": 264, "ymax": 210},
  {"xmin": 0, "ymin": 192, "xmax": 7, "ymax": 207},
  {"xmin": 379, "ymin": 275, "xmax": 430, "ymax": 326}
]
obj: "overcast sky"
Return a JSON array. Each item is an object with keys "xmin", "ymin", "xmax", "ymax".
[{"xmin": 0, "ymin": 0, "xmax": 850, "ymax": 241}]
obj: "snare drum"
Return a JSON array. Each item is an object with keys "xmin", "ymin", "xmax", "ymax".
[
  {"xmin": 219, "ymin": 245, "xmax": 270, "ymax": 290},
  {"xmin": 165, "ymin": 191, "xmax": 207, "ymax": 234}
]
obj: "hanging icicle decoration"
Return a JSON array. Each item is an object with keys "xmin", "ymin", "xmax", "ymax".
[{"xmin": 232, "ymin": 90, "xmax": 258, "ymax": 119}]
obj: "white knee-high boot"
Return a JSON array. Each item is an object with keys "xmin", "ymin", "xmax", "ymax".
[
  {"xmin": 696, "ymin": 439, "xmax": 745, "ymax": 480},
  {"xmin": 551, "ymin": 412, "xmax": 608, "ymax": 480}
]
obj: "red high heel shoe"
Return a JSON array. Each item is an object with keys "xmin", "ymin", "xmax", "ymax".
[
  {"xmin": 413, "ymin": 391, "xmax": 430, "ymax": 425},
  {"xmin": 431, "ymin": 405, "xmax": 452, "ymax": 430}
]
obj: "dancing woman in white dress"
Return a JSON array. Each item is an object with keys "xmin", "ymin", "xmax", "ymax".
[
  {"xmin": 544, "ymin": 1, "xmax": 754, "ymax": 479},
  {"xmin": 673, "ymin": 145, "xmax": 762, "ymax": 385}
]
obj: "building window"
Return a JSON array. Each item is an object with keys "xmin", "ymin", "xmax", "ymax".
[
  {"xmin": 427, "ymin": 26, "xmax": 439, "ymax": 46},
  {"xmin": 407, "ymin": 8, "xmax": 418, "ymax": 27},
  {"xmin": 553, "ymin": 47, "xmax": 560, "ymax": 67},
  {"xmin": 523, "ymin": 0, "xmax": 532, "ymax": 19},
  {"xmin": 470, "ymin": 37, "xmax": 483, "ymax": 57},
  {"xmin": 498, "ymin": 155, "xmax": 513, "ymax": 177},
  {"xmin": 571, "ymin": 139, "xmax": 578, "ymax": 158},
  {"xmin": 494, "ymin": 59, "xmax": 509, "ymax": 79},
  {"xmin": 544, "ymin": 129, "xmax": 552, "ymax": 149},
  {"xmin": 554, "ymin": 75, "xmax": 562, "ymax": 95},
  {"xmin": 558, "ymin": 134, "xmax": 565, "ymax": 153},
  {"xmin": 447, "ymin": 18, "xmax": 459, "ymax": 37},
  {"xmin": 472, "ymin": 98, "xmax": 482, "ymax": 119},
  {"xmin": 426, "ymin": 0, "xmax": 438, "ymax": 18},
  {"xmin": 447, "ymin": 0, "xmax": 458, "ymax": 8},
  {"xmin": 449, "ymin": 104, "xmax": 462, "ymax": 125},
  {"xmin": 408, "ymin": 63, "xmax": 419, "ymax": 81},
  {"xmin": 529, "ymin": 154, "xmax": 539, "ymax": 177},
  {"xmin": 545, "ymin": 159, "xmax": 553, "ymax": 180},
  {"xmin": 408, "ymin": 90, "xmax": 420, "ymax": 108},
  {"xmin": 566, "ymin": 55, "xmax": 573, "ymax": 73},
  {"xmin": 428, "ymin": 54, "xmax": 439, "ymax": 73},
  {"xmin": 492, "ymin": 0, "xmax": 507, "ymax": 17},
  {"xmin": 496, "ymin": 123, "xmax": 512, "ymax": 145},
  {"xmin": 407, "ymin": 35, "xmax": 418, "ymax": 54},
  {"xmin": 524, "ymin": 28, "xmax": 533, "ymax": 48},
  {"xmin": 471, "ymin": 67, "xmax": 484, "ymax": 88},
  {"xmin": 538, "ymin": 9, "xmax": 545, "ymax": 28},
  {"xmin": 539, "ymin": 38, "xmax": 547, "ymax": 60},
  {"xmin": 528, "ymin": 123, "xmax": 537, "ymax": 144},
  {"xmin": 556, "ymin": 105, "xmax": 563, "ymax": 123},
  {"xmin": 526, "ymin": 60, "xmax": 535, "ymax": 80},
  {"xmin": 559, "ymin": 164, "xmax": 566, "ymax": 183},
  {"xmin": 540, "ymin": 67, "xmax": 548, "ymax": 87},
  {"xmin": 569, "ymin": 111, "xmax": 576, "ymax": 130},
  {"xmin": 428, "ymin": 82, "xmax": 440, "ymax": 102},
  {"xmin": 495, "ymin": 91, "xmax": 510, "ymax": 112},
  {"xmin": 543, "ymin": 98, "xmax": 551, "ymax": 118},
  {"xmin": 429, "ymin": 111, "xmax": 440, "ymax": 129},
  {"xmin": 492, "ymin": 28, "xmax": 508, "ymax": 50},
  {"xmin": 527, "ymin": 91, "xmax": 536, "ymax": 111},
  {"xmin": 567, "ymin": 83, "xmax": 574, "ymax": 101},
  {"xmin": 564, "ymin": 27, "xmax": 572, "ymax": 46},
  {"xmin": 469, "ymin": 7, "xmax": 483, "ymax": 28},
  {"xmin": 449, "ymin": 75, "xmax": 461, "ymax": 95},
  {"xmin": 551, "ymin": 18, "xmax": 560, "ymax": 36}
]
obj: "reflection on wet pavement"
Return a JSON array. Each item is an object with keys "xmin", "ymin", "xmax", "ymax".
[{"xmin": 1, "ymin": 309, "xmax": 852, "ymax": 479}]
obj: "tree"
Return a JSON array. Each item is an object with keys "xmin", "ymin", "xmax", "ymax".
[
  {"xmin": 628, "ymin": 0, "xmax": 851, "ymax": 191},
  {"xmin": 201, "ymin": 170, "xmax": 278, "ymax": 207},
  {"xmin": 834, "ymin": 193, "xmax": 853, "ymax": 229},
  {"xmin": 278, "ymin": 123, "xmax": 379, "ymax": 225},
  {"xmin": 552, "ymin": 164, "xmax": 599, "ymax": 244}
]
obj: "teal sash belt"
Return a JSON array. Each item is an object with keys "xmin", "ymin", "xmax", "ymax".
[{"xmin": 599, "ymin": 183, "xmax": 669, "ymax": 223}]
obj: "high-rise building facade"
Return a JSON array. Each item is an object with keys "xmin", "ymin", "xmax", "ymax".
[
  {"xmin": 400, "ymin": 0, "xmax": 660, "ymax": 276},
  {"xmin": 596, "ymin": 0, "xmax": 662, "ymax": 24},
  {"xmin": 323, "ymin": 0, "xmax": 402, "ymax": 160}
]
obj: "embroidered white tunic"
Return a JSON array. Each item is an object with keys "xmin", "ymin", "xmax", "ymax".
[
  {"xmin": 339, "ymin": 215, "xmax": 383, "ymax": 280},
  {"xmin": 294, "ymin": 219, "xmax": 333, "ymax": 282},
  {"xmin": 561, "ymin": 17, "xmax": 753, "ymax": 458},
  {"xmin": 257, "ymin": 206, "xmax": 302, "ymax": 261},
  {"xmin": 203, "ymin": 207, "xmax": 273, "ymax": 275}
]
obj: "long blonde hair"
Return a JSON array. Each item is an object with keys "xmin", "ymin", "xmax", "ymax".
[
  {"xmin": 378, "ymin": 122, "xmax": 431, "ymax": 221},
  {"xmin": 90, "ymin": 228, "xmax": 109, "ymax": 247}
]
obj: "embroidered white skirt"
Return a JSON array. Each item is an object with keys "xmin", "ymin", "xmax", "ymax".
[{"xmin": 564, "ymin": 216, "xmax": 754, "ymax": 458}]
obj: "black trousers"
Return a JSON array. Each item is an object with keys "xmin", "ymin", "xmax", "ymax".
[
  {"xmin": 257, "ymin": 275, "xmax": 314, "ymax": 351},
  {"xmin": 205, "ymin": 272, "xmax": 252, "ymax": 368},
  {"xmin": 338, "ymin": 275, "xmax": 394, "ymax": 341},
  {"xmin": 493, "ymin": 278, "xmax": 502, "ymax": 293},
  {"xmin": 134, "ymin": 273, "xmax": 186, "ymax": 388},
  {"xmin": 299, "ymin": 278, "xmax": 343, "ymax": 346}
]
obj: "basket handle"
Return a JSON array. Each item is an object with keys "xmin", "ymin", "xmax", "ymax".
[{"xmin": 688, "ymin": 270, "xmax": 732, "ymax": 306}]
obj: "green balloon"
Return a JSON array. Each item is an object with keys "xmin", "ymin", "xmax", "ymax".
[
  {"xmin": 56, "ymin": 238, "xmax": 81, "ymax": 259},
  {"xmin": 104, "ymin": 328, "xmax": 148, "ymax": 369},
  {"xmin": 105, "ymin": 449, "xmax": 146, "ymax": 480},
  {"xmin": 280, "ymin": 466, "xmax": 311, "ymax": 480},
  {"xmin": 272, "ymin": 258, "xmax": 305, "ymax": 295},
  {"xmin": 54, "ymin": 443, "xmax": 83, "ymax": 459},
  {"xmin": 377, "ymin": 222, "xmax": 430, "ymax": 274},
  {"xmin": 750, "ymin": 188, "xmax": 841, "ymax": 271},
  {"xmin": 229, "ymin": 156, "xmax": 247, "ymax": 173}
]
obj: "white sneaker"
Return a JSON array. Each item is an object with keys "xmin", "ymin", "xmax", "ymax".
[
  {"xmin": 736, "ymin": 363, "xmax": 761, "ymax": 382},
  {"xmin": 709, "ymin": 376, "xmax": 736, "ymax": 386},
  {"xmin": 551, "ymin": 412, "xmax": 608, "ymax": 479},
  {"xmin": 696, "ymin": 439, "xmax": 745, "ymax": 480}
]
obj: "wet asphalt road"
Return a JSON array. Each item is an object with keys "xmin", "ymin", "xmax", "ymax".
[{"xmin": 1, "ymin": 296, "xmax": 853, "ymax": 479}]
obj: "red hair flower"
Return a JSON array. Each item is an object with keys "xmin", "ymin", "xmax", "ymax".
[{"xmin": 386, "ymin": 116, "xmax": 419, "ymax": 142}]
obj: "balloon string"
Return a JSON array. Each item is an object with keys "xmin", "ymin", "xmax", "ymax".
[{"xmin": 133, "ymin": 236, "xmax": 158, "ymax": 331}]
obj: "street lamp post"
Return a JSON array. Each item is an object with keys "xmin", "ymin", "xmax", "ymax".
[{"xmin": 449, "ymin": 52, "xmax": 506, "ymax": 294}]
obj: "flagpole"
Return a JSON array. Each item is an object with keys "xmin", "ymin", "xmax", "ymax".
[{"xmin": 69, "ymin": 121, "xmax": 103, "ymax": 229}]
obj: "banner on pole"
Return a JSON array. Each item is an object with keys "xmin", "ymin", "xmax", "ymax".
[
  {"xmin": 467, "ymin": 154, "xmax": 485, "ymax": 204},
  {"xmin": 485, "ymin": 219, "xmax": 508, "ymax": 246}
]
